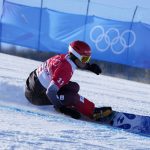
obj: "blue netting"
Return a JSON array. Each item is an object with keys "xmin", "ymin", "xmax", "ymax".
[{"xmin": 0, "ymin": 0, "xmax": 150, "ymax": 68}]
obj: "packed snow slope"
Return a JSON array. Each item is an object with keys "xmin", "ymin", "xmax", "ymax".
[{"xmin": 0, "ymin": 53, "xmax": 150, "ymax": 150}]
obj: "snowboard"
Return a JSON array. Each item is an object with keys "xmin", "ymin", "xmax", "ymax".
[{"xmin": 97, "ymin": 111, "xmax": 150, "ymax": 136}]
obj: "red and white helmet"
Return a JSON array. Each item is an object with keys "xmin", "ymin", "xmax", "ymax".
[{"xmin": 68, "ymin": 40, "xmax": 91, "ymax": 63}]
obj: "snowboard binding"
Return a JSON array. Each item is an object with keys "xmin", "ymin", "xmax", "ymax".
[{"xmin": 93, "ymin": 107, "xmax": 113, "ymax": 121}]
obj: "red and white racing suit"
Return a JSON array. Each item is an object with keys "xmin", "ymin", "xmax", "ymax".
[{"xmin": 36, "ymin": 54, "xmax": 95, "ymax": 118}]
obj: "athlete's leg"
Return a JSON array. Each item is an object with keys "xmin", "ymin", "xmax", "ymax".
[
  {"xmin": 58, "ymin": 81, "xmax": 80, "ymax": 94},
  {"xmin": 25, "ymin": 71, "xmax": 52, "ymax": 105},
  {"xmin": 57, "ymin": 81, "xmax": 95, "ymax": 118},
  {"xmin": 57, "ymin": 81, "xmax": 112, "ymax": 119}
]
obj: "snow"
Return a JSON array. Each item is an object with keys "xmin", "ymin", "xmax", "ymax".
[{"xmin": 0, "ymin": 53, "xmax": 150, "ymax": 149}]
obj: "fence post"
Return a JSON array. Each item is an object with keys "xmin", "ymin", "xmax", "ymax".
[
  {"xmin": 37, "ymin": 0, "xmax": 44, "ymax": 51},
  {"xmin": 0, "ymin": 0, "xmax": 5, "ymax": 52},
  {"xmin": 127, "ymin": 5, "xmax": 138, "ymax": 46},
  {"xmin": 126, "ymin": 5, "xmax": 138, "ymax": 80},
  {"xmin": 83, "ymin": 0, "xmax": 90, "ymax": 41}
]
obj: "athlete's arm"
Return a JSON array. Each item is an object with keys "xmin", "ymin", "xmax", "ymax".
[
  {"xmin": 46, "ymin": 64, "xmax": 71, "ymax": 108},
  {"xmin": 46, "ymin": 80, "xmax": 62, "ymax": 109},
  {"xmin": 85, "ymin": 63, "xmax": 102, "ymax": 75}
]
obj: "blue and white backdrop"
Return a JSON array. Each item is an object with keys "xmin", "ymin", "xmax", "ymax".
[{"xmin": 0, "ymin": 0, "xmax": 150, "ymax": 68}]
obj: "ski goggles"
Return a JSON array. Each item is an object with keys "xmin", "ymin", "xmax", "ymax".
[
  {"xmin": 69, "ymin": 45, "xmax": 91, "ymax": 63},
  {"xmin": 80, "ymin": 55, "xmax": 91, "ymax": 63}
]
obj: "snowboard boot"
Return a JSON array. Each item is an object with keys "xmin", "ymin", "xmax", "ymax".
[{"xmin": 92, "ymin": 107, "xmax": 112, "ymax": 121}]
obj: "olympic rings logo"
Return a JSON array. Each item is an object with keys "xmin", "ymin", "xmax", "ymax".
[{"xmin": 90, "ymin": 25, "xmax": 136, "ymax": 54}]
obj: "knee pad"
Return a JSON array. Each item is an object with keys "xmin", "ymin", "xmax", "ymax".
[
  {"xmin": 70, "ymin": 82, "xmax": 80, "ymax": 93},
  {"xmin": 59, "ymin": 81, "xmax": 80, "ymax": 94}
]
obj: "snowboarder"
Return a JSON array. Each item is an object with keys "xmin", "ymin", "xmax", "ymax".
[{"xmin": 25, "ymin": 40, "xmax": 112, "ymax": 119}]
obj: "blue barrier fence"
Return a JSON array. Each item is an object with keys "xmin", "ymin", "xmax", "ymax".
[{"xmin": 0, "ymin": 0, "xmax": 150, "ymax": 69}]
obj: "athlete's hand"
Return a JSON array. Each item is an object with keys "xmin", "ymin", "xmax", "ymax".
[
  {"xmin": 59, "ymin": 106, "xmax": 81, "ymax": 119},
  {"xmin": 87, "ymin": 63, "xmax": 102, "ymax": 75}
]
